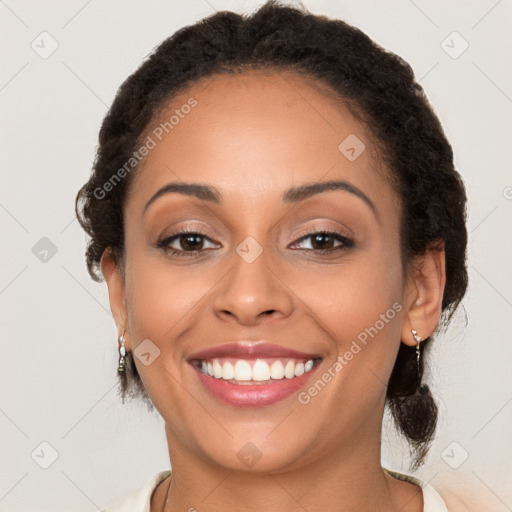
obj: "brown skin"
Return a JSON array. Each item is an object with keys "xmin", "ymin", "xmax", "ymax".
[{"xmin": 102, "ymin": 71, "xmax": 446, "ymax": 511}]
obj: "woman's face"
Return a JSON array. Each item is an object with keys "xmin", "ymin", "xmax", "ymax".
[{"xmin": 105, "ymin": 70, "xmax": 422, "ymax": 472}]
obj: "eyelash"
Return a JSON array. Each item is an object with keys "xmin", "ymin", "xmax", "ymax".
[
  {"xmin": 156, "ymin": 228, "xmax": 355, "ymax": 258},
  {"xmin": 156, "ymin": 228, "xmax": 220, "ymax": 258}
]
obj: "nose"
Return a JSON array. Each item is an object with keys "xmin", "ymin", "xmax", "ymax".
[{"xmin": 212, "ymin": 245, "xmax": 294, "ymax": 326}]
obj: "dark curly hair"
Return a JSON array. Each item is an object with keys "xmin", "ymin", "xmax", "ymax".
[{"xmin": 76, "ymin": 0, "xmax": 468, "ymax": 470}]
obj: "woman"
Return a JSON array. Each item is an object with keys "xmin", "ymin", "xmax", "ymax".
[{"xmin": 76, "ymin": 2, "xmax": 468, "ymax": 510}]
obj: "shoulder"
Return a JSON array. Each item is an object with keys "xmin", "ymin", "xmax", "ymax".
[
  {"xmin": 384, "ymin": 467, "xmax": 450, "ymax": 512},
  {"xmin": 436, "ymin": 489, "xmax": 473, "ymax": 512},
  {"xmin": 102, "ymin": 470, "xmax": 171, "ymax": 512},
  {"xmin": 384, "ymin": 468, "xmax": 477, "ymax": 512}
]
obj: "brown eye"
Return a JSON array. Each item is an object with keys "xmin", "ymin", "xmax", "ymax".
[
  {"xmin": 291, "ymin": 231, "xmax": 354, "ymax": 252},
  {"xmin": 157, "ymin": 231, "xmax": 219, "ymax": 255},
  {"xmin": 179, "ymin": 234, "xmax": 205, "ymax": 251},
  {"xmin": 310, "ymin": 233, "xmax": 336, "ymax": 250}
]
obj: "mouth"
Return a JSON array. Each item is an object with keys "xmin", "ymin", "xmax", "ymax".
[
  {"xmin": 187, "ymin": 342, "xmax": 323, "ymax": 406},
  {"xmin": 190, "ymin": 356, "xmax": 321, "ymax": 383}
]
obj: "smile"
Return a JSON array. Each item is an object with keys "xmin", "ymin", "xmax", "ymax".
[
  {"xmin": 189, "ymin": 357, "xmax": 323, "ymax": 407},
  {"xmin": 192, "ymin": 357, "xmax": 319, "ymax": 383}
]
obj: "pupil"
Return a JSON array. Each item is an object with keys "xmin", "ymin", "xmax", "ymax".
[
  {"xmin": 312, "ymin": 233, "xmax": 333, "ymax": 250},
  {"xmin": 182, "ymin": 234, "xmax": 202, "ymax": 250}
]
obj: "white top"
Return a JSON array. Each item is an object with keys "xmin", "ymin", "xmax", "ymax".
[{"xmin": 103, "ymin": 468, "xmax": 449, "ymax": 512}]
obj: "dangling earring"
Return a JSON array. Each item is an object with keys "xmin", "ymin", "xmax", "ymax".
[
  {"xmin": 118, "ymin": 330, "xmax": 126, "ymax": 375},
  {"xmin": 411, "ymin": 328, "xmax": 422, "ymax": 379}
]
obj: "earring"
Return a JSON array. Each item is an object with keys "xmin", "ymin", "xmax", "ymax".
[
  {"xmin": 118, "ymin": 331, "xmax": 126, "ymax": 375},
  {"xmin": 411, "ymin": 328, "xmax": 422, "ymax": 378}
]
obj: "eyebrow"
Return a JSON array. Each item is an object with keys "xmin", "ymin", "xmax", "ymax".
[
  {"xmin": 143, "ymin": 179, "xmax": 378, "ymax": 219},
  {"xmin": 144, "ymin": 182, "xmax": 221, "ymax": 213},
  {"xmin": 283, "ymin": 180, "xmax": 378, "ymax": 219}
]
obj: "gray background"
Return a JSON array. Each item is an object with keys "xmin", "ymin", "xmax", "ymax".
[{"xmin": 1, "ymin": 0, "xmax": 511, "ymax": 510}]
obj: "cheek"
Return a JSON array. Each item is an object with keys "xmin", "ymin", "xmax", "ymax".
[
  {"xmin": 293, "ymin": 255, "xmax": 403, "ymax": 335},
  {"xmin": 290, "ymin": 251, "xmax": 405, "ymax": 392},
  {"xmin": 122, "ymin": 254, "xmax": 217, "ymax": 415},
  {"xmin": 125, "ymin": 257, "xmax": 213, "ymax": 340}
]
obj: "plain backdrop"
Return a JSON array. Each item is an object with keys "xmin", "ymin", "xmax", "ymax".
[{"xmin": 1, "ymin": 1, "xmax": 511, "ymax": 510}]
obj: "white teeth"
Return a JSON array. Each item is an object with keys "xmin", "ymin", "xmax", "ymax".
[
  {"xmin": 270, "ymin": 360, "xmax": 285, "ymax": 379},
  {"xmin": 213, "ymin": 360, "xmax": 223, "ymax": 379},
  {"xmin": 252, "ymin": 359, "xmax": 271, "ymax": 381},
  {"xmin": 284, "ymin": 361, "xmax": 295, "ymax": 379},
  {"xmin": 201, "ymin": 358, "xmax": 316, "ymax": 382},
  {"xmin": 222, "ymin": 361, "xmax": 235, "ymax": 380},
  {"xmin": 234, "ymin": 360, "xmax": 252, "ymax": 381}
]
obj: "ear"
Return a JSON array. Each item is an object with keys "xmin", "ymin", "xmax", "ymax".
[
  {"xmin": 401, "ymin": 240, "xmax": 446, "ymax": 346},
  {"xmin": 101, "ymin": 249, "xmax": 130, "ymax": 351}
]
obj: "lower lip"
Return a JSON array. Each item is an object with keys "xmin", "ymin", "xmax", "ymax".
[{"xmin": 191, "ymin": 362, "xmax": 321, "ymax": 407}]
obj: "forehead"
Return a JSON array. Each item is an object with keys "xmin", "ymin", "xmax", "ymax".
[{"xmin": 127, "ymin": 69, "xmax": 394, "ymax": 212}]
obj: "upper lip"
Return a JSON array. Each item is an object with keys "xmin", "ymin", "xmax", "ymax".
[{"xmin": 187, "ymin": 342, "xmax": 321, "ymax": 361}]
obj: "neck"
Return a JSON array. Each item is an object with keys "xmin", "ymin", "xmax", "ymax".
[{"xmin": 153, "ymin": 423, "xmax": 423, "ymax": 512}]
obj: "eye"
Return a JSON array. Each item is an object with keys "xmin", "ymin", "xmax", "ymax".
[
  {"xmin": 157, "ymin": 230, "xmax": 220, "ymax": 256},
  {"xmin": 290, "ymin": 230, "xmax": 354, "ymax": 252}
]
